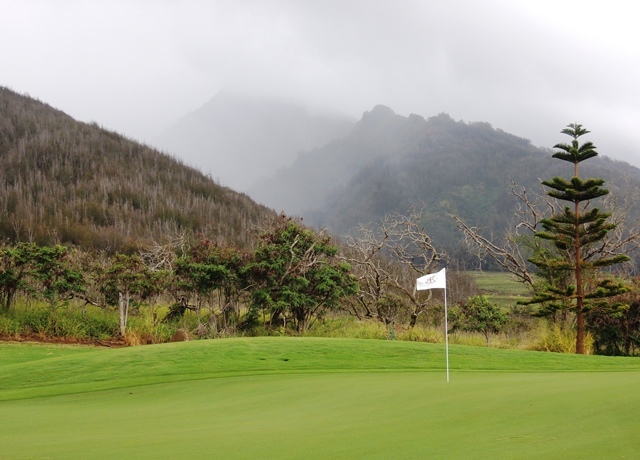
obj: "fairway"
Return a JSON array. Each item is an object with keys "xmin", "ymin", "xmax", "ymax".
[
  {"xmin": 468, "ymin": 270, "xmax": 531, "ymax": 307},
  {"xmin": 2, "ymin": 338, "xmax": 640, "ymax": 459}
]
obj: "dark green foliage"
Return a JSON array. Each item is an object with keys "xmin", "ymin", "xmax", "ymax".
[
  {"xmin": 0, "ymin": 232, "xmax": 358, "ymax": 340},
  {"xmin": 0, "ymin": 242, "xmax": 38, "ymax": 311},
  {"xmin": 588, "ymin": 302, "xmax": 640, "ymax": 356},
  {"xmin": 101, "ymin": 254, "xmax": 161, "ymax": 336},
  {"xmin": 236, "ymin": 308, "xmax": 260, "ymax": 333},
  {"xmin": 249, "ymin": 215, "xmax": 358, "ymax": 332},
  {"xmin": 163, "ymin": 302, "xmax": 190, "ymax": 323},
  {"xmin": 525, "ymin": 124, "xmax": 630, "ymax": 354},
  {"xmin": 101, "ymin": 255, "xmax": 157, "ymax": 305},
  {"xmin": 29, "ymin": 245, "xmax": 86, "ymax": 308},
  {"xmin": 542, "ymin": 177, "xmax": 609, "ymax": 203},
  {"xmin": 173, "ymin": 238, "xmax": 251, "ymax": 332},
  {"xmin": 0, "ymin": 243, "xmax": 86, "ymax": 310},
  {"xmin": 586, "ymin": 279, "xmax": 640, "ymax": 356},
  {"xmin": 450, "ymin": 295, "xmax": 509, "ymax": 346},
  {"xmin": 552, "ymin": 124, "xmax": 599, "ymax": 164}
]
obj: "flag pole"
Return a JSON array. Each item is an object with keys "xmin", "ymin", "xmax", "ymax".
[
  {"xmin": 416, "ymin": 267, "xmax": 449, "ymax": 382},
  {"xmin": 444, "ymin": 285, "xmax": 449, "ymax": 382}
]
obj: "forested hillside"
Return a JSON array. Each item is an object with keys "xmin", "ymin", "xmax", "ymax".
[
  {"xmin": 0, "ymin": 87, "xmax": 275, "ymax": 252},
  {"xmin": 2, "ymin": 86, "xmax": 638, "ymax": 265},
  {"xmin": 252, "ymin": 106, "xmax": 640, "ymax": 263}
]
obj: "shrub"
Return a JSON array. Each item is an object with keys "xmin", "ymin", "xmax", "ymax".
[
  {"xmin": 530, "ymin": 322, "xmax": 594, "ymax": 354},
  {"xmin": 127, "ymin": 314, "xmax": 176, "ymax": 344},
  {"xmin": 20, "ymin": 309, "xmax": 51, "ymax": 335},
  {"xmin": 0, "ymin": 315, "xmax": 21, "ymax": 336},
  {"xmin": 304, "ymin": 317, "xmax": 389, "ymax": 340},
  {"xmin": 397, "ymin": 326, "xmax": 442, "ymax": 343},
  {"xmin": 10, "ymin": 308, "xmax": 119, "ymax": 340}
]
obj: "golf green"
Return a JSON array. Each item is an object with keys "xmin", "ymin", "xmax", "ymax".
[{"xmin": 1, "ymin": 338, "xmax": 639, "ymax": 458}]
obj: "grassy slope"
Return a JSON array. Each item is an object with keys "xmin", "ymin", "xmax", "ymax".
[
  {"xmin": 469, "ymin": 270, "xmax": 531, "ymax": 306},
  {"xmin": 1, "ymin": 338, "xmax": 640, "ymax": 459},
  {"xmin": 2, "ymin": 338, "xmax": 639, "ymax": 401}
]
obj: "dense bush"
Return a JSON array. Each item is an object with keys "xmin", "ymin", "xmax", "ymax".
[{"xmin": 2, "ymin": 308, "xmax": 119, "ymax": 340}]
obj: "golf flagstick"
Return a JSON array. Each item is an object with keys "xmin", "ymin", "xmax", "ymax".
[{"xmin": 416, "ymin": 267, "xmax": 449, "ymax": 382}]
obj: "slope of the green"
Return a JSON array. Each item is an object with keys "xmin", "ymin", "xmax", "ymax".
[
  {"xmin": 0, "ymin": 342, "xmax": 96, "ymax": 366},
  {"xmin": 1, "ymin": 338, "xmax": 640, "ymax": 459},
  {"xmin": 2, "ymin": 337, "xmax": 639, "ymax": 401}
]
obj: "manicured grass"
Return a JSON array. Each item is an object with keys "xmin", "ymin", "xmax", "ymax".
[
  {"xmin": 3, "ymin": 337, "xmax": 639, "ymax": 401},
  {"xmin": 1, "ymin": 338, "xmax": 640, "ymax": 458},
  {"xmin": 0, "ymin": 341, "xmax": 97, "ymax": 366},
  {"xmin": 469, "ymin": 271, "xmax": 529, "ymax": 294}
]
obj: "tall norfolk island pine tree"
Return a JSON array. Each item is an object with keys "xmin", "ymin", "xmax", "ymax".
[{"xmin": 526, "ymin": 124, "xmax": 629, "ymax": 354}]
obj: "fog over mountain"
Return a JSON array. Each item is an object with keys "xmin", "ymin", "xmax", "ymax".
[
  {"xmin": 250, "ymin": 104, "xmax": 427, "ymax": 213},
  {"xmin": 154, "ymin": 91, "xmax": 354, "ymax": 191},
  {"xmin": 2, "ymin": 84, "xmax": 638, "ymax": 269},
  {"xmin": 3, "ymin": 1, "xmax": 640, "ymax": 170},
  {"xmin": 250, "ymin": 103, "xmax": 640, "ymax": 269}
]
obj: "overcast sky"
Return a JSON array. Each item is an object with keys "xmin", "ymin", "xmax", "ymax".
[{"xmin": 2, "ymin": 0, "xmax": 639, "ymax": 167}]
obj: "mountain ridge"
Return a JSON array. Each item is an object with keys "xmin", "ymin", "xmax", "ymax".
[
  {"xmin": 251, "ymin": 105, "xmax": 640, "ymax": 266},
  {"xmin": 3, "ymin": 86, "xmax": 637, "ymax": 267}
]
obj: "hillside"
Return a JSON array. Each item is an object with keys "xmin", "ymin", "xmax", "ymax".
[
  {"xmin": 251, "ymin": 106, "xmax": 640, "ymax": 260},
  {"xmin": 0, "ymin": 87, "xmax": 275, "ymax": 252},
  {"xmin": 154, "ymin": 90, "xmax": 354, "ymax": 191},
  {"xmin": 250, "ymin": 105, "xmax": 428, "ymax": 213}
]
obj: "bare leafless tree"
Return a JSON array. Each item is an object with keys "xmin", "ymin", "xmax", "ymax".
[
  {"xmin": 454, "ymin": 177, "xmax": 640, "ymax": 287},
  {"xmin": 342, "ymin": 207, "xmax": 447, "ymax": 328},
  {"xmin": 139, "ymin": 232, "xmax": 190, "ymax": 272},
  {"xmin": 452, "ymin": 180, "xmax": 551, "ymax": 287},
  {"xmin": 598, "ymin": 178, "xmax": 640, "ymax": 273},
  {"xmin": 341, "ymin": 227, "xmax": 403, "ymax": 325}
]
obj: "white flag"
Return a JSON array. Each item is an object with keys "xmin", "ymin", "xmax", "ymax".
[{"xmin": 416, "ymin": 268, "xmax": 446, "ymax": 291}]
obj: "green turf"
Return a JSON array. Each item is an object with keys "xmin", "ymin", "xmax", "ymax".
[
  {"xmin": 469, "ymin": 271, "xmax": 530, "ymax": 295},
  {"xmin": 1, "ymin": 338, "xmax": 640, "ymax": 459},
  {"xmin": 0, "ymin": 341, "xmax": 96, "ymax": 366},
  {"xmin": 468, "ymin": 271, "xmax": 532, "ymax": 307}
]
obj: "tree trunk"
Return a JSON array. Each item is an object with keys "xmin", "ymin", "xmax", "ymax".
[
  {"xmin": 575, "ymin": 200, "xmax": 585, "ymax": 354},
  {"xmin": 118, "ymin": 291, "xmax": 130, "ymax": 337},
  {"xmin": 409, "ymin": 312, "xmax": 418, "ymax": 329},
  {"xmin": 575, "ymin": 307, "xmax": 585, "ymax": 354},
  {"xmin": 3, "ymin": 289, "xmax": 16, "ymax": 312},
  {"xmin": 270, "ymin": 308, "xmax": 282, "ymax": 327}
]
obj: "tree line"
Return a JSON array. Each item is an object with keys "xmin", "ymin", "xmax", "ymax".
[
  {"xmin": 0, "ymin": 210, "xmax": 491, "ymax": 340},
  {"xmin": 2, "ymin": 202, "xmax": 637, "ymax": 355},
  {"xmin": 0, "ymin": 215, "xmax": 360, "ymax": 337}
]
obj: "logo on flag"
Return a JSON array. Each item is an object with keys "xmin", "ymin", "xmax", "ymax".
[{"xmin": 416, "ymin": 268, "xmax": 446, "ymax": 291}]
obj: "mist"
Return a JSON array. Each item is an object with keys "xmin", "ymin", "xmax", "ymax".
[{"xmin": 2, "ymin": 0, "xmax": 639, "ymax": 170}]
